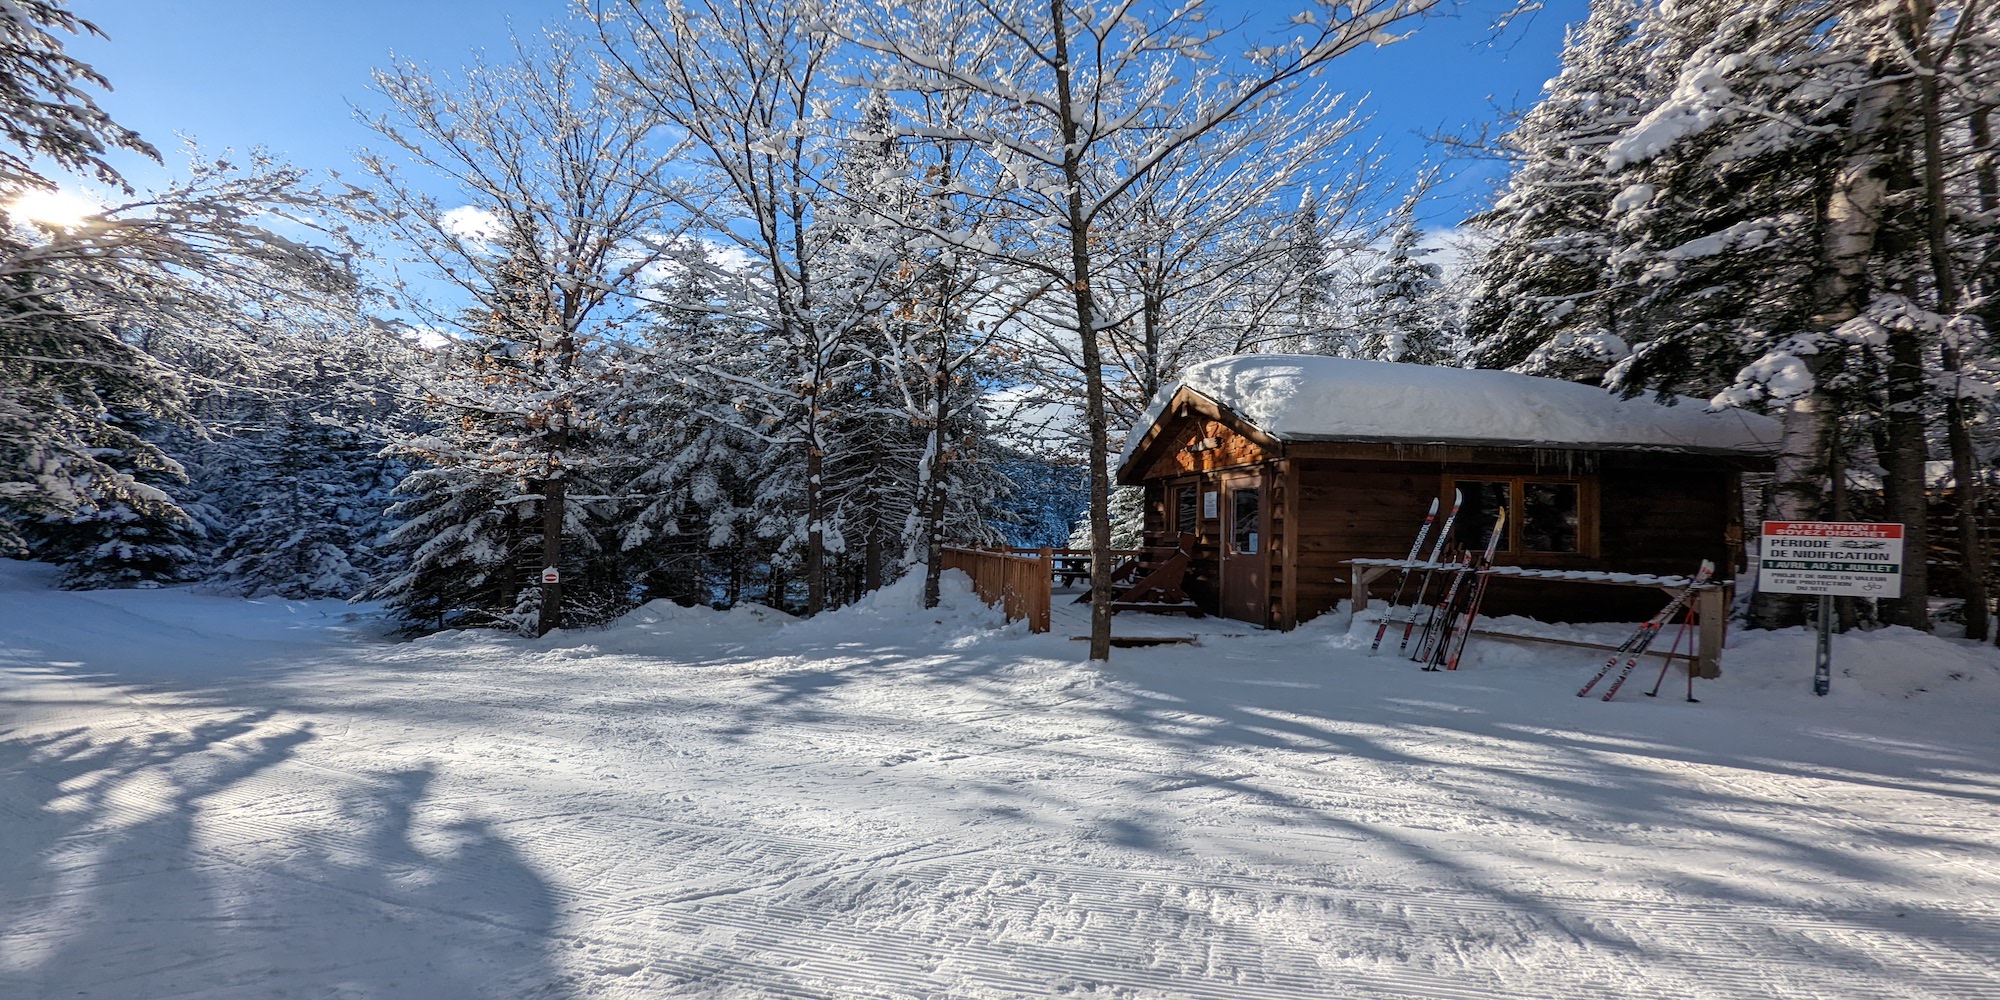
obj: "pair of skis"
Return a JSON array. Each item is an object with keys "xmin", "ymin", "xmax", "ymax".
[
  {"xmin": 1577, "ymin": 559, "xmax": 1716, "ymax": 701},
  {"xmin": 1368, "ymin": 490, "xmax": 1459, "ymax": 655},
  {"xmin": 1416, "ymin": 508, "xmax": 1506, "ymax": 671}
]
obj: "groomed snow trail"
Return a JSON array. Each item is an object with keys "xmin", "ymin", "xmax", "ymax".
[{"xmin": 3, "ymin": 562, "xmax": 1997, "ymax": 999}]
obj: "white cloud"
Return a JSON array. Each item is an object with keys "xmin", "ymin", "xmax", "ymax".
[
  {"xmin": 399, "ymin": 323, "xmax": 456, "ymax": 350},
  {"xmin": 441, "ymin": 205, "xmax": 503, "ymax": 244}
]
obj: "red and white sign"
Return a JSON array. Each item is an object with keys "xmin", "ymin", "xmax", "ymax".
[
  {"xmin": 1759, "ymin": 521, "xmax": 1903, "ymax": 598},
  {"xmin": 541, "ymin": 567, "xmax": 561, "ymax": 585}
]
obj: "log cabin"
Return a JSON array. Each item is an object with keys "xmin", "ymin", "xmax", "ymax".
[{"xmin": 1114, "ymin": 355, "xmax": 1783, "ymax": 629}]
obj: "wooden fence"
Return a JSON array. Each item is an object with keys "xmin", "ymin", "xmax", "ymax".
[{"xmin": 941, "ymin": 546, "xmax": 1052, "ymax": 633}]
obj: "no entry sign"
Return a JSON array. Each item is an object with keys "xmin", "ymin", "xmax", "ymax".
[{"xmin": 1759, "ymin": 521, "xmax": 1903, "ymax": 599}]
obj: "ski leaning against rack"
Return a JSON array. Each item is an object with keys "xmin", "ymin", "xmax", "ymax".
[
  {"xmin": 1371, "ymin": 493, "xmax": 1451, "ymax": 654},
  {"xmin": 1441, "ymin": 508, "xmax": 1510, "ymax": 672},
  {"xmin": 1577, "ymin": 559, "xmax": 1716, "ymax": 700},
  {"xmin": 1644, "ymin": 603, "xmax": 1702, "ymax": 701},
  {"xmin": 1420, "ymin": 508, "xmax": 1505, "ymax": 671},
  {"xmin": 1397, "ymin": 490, "xmax": 1463, "ymax": 655}
]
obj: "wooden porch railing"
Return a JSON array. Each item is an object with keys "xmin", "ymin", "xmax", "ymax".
[{"xmin": 941, "ymin": 546, "xmax": 1052, "ymax": 632}]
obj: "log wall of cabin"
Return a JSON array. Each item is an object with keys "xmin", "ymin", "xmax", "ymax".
[{"xmin": 1287, "ymin": 452, "xmax": 1743, "ymax": 626}]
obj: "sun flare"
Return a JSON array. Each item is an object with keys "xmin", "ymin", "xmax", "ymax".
[{"xmin": 4, "ymin": 188, "xmax": 102, "ymax": 228}]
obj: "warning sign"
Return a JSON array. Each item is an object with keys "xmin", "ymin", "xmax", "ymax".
[{"xmin": 1759, "ymin": 521, "xmax": 1903, "ymax": 598}]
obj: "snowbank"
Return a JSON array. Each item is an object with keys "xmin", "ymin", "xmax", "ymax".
[
  {"xmin": 1119, "ymin": 354, "xmax": 1782, "ymax": 471},
  {"xmin": 776, "ymin": 568, "xmax": 1010, "ymax": 647}
]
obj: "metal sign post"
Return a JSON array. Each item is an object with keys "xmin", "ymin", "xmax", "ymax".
[
  {"xmin": 1759, "ymin": 521, "xmax": 1905, "ymax": 696},
  {"xmin": 1814, "ymin": 594, "xmax": 1833, "ymax": 696}
]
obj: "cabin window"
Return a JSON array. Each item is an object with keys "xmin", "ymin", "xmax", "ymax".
[
  {"xmin": 1456, "ymin": 480, "xmax": 1512, "ymax": 551},
  {"xmin": 1450, "ymin": 476, "xmax": 1591, "ymax": 558},
  {"xmin": 1522, "ymin": 482, "xmax": 1580, "ymax": 552},
  {"xmin": 1173, "ymin": 485, "xmax": 1199, "ymax": 533},
  {"xmin": 1231, "ymin": 488, "xmax": 1261, "ymax": 554}
]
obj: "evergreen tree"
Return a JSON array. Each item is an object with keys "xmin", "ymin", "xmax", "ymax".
[
  {"xmin": 613, "ymin": 239, "xmax": 772, "ymax": 608},
  {"xmin": 368, "ymin": 461, "xmax": 525, "ymax": 630},
  {"xmin": 1466, "ymin": 0, "xmax": 2000, "ymax": 629},
  {"xmin": 207, "ymin": 403, "xmax": 389, "ymax": 599},
  {"xmin": 1356, "ymin": 213, "xmax": 1458, "ymax": 365},
  {"xmin": 21, "ymin": 409, "xmax": 201, "ymax": 588},
  {"xmin": 369, "ymin": 222, "xmax": 628, "ymax": 632},
  {"xmin": 1465, "ymin": 0, "xmax": 1654, "ymax": 380}
]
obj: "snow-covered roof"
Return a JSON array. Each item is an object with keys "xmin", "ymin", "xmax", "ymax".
[{"xmin": 1118, "ymin": 354, "xmax": 1783, "ymax": 473}]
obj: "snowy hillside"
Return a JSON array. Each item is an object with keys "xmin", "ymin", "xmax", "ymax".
[{"xmin": 3, "ymin": 559, "xmax": 1998, "ymax": 999}]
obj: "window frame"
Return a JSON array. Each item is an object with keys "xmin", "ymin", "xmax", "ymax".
[
  {"xmin": 1168, "ymin": 481, "xmax": 1201, "ymax": 534},
  {"xmin": 1442, "ymin": 473, "xmax": 1599, "ymax": 561}
]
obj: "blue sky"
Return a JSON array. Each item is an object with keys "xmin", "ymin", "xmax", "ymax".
[{"xmin": 61, "ymin": 0, "xmax": 1585, "ymax": 227}]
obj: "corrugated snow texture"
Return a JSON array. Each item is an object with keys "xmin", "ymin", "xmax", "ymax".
[{"xmin": 1122, "ymin": 355, "xmax": 1782, "ymax": 468}]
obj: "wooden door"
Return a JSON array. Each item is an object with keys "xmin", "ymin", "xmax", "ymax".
[{"xmin": 1221, "ymin": 473, "xmax": 1268, "ymax": 624}]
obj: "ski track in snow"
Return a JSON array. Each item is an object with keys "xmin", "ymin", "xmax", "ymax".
[{"xmin": 3, "ymin": 563, "xmax": 1999, "ymax": 999}]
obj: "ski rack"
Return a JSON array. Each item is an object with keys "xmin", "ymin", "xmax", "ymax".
[{"xmin": 1348, "ymin": 558, "xmax": 1731, "ymax": 680}]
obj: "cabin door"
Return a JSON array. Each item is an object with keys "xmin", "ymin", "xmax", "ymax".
[{"xmin": 1220, "ymin": 473, "xmax": 1268, "ymax": 625}]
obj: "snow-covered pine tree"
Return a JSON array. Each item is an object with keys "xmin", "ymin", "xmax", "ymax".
[
  {"xmin": 169, "ymin": 312, "xmax": 417, "ymax": 600},
  {"xmin": 1471, "ymin": 0, "xmax": 2000, "ymax": 630},
  {"xmin": 1598, "ymin": 0, "xmax": 1955, "ymax": 628},
  {"xmin": 368, "ymin": 459, "xmax": 524, "ymax": 630},
  {"xmin": 3, "ymin": 2, "xmax": 169, "ymax": 551},
  {"xmin": 369, "ymin": 221, "xmax": 625, "ymax": 632},
  {"xmin": 206, "ymin": 401, "xmax": 387, "ymax": 599},
  {"xmin": 1277, "ymin": 189, "xmax": 1340, "ymax": 355},
  {"xmin": 1464, "ymin": 0, "xmax": 1655, "ymax": 381},
  {"xmin": 19, "ymin": 408, "xmax": 202, "ymax": 588},
  {"xmin": 818, "ymin": 90, "xmax": 926, "ymax": 599},
  {"xmin": 1356, "ymin": 207, "xmax": 1458, "ymax": 365},
  {"xmin": 826, "ymin": 88, "xmax": 1014, "ymax": 603},
  {"xmin": 613, "ymin": 239, "xmax": 772, "ymax": 608},
  {"xmin": 0, "ymin": 259, "xmax": 183, "ymax": 554},
  {"xmin": 597, "ymin": 0, "xmax": 861, "ymax": 615}
]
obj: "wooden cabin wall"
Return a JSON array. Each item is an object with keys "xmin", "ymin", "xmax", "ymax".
[
  {"xmin": 1120, "ymin": 397, "xmax": 1756, "ymax": 628},
  {"xmin": 1290, "ymin": 458, "xmax": 1443, "ymax": 623},
  {"xmin": 1288, "ymin": 453, "xmax": 1743, "ymax": 625}
]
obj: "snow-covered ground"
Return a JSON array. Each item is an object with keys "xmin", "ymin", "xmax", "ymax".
[{"xmin": 4, "ymin": 559, "xmax": 1998, "ymax": 999}]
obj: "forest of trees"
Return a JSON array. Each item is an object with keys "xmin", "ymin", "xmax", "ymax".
[{"xmin": 3, "ymin": 0, "xmax": 1996, "ymax": 646}]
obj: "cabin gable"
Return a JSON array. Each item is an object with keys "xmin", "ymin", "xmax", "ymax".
[{"xmin": 1125, "ymin": 388, "xmax": 1280, "ymax": 485}]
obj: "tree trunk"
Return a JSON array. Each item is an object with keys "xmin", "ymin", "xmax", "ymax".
[
  {"xmin": 1914, "ymin": 24, "xmax": 1987, "ymax": 638},
  {"xmin": 1880, "ymin": 326, "xmax": 1934, "ymax": 630},
  {"xmin": 805, "ymin": 440, "xmax": 826, "ymax": 615},
  {"xmin": 920, "ymin": 373, "xmax": 950, "ymax": 609},
  {"xmin": 1751, "ymin": 395, "xmax": 1831, "ymax": 629},
  {"xmin": 538, "ymin": 478, "xmax": 565, "ymax": 635},
  {"xmin": 1051, "ymin": 3, "xmax": 1113, "ymax": 661}
]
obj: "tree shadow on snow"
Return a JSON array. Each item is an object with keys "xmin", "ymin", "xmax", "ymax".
[
  {"xmin": 1056, "ymin": 639, "xmax": 2000, "ymax": 988},
  {"xmin": 0, "ymin": 717, "xmax": 570, "ymax": 1000}
]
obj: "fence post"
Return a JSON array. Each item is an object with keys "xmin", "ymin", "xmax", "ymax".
[{"xmin": 1030, "ymin": 547, "xmax": 1052, "ymax": 633}]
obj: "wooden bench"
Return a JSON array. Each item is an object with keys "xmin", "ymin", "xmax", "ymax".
[
  {"xmin": 1347, "ymin": 560, "xmax": 1728, "ymax": 678},
  {"xmin": 1078, "ymin": 533, "xmax": 1204, "ymax": 617}
]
